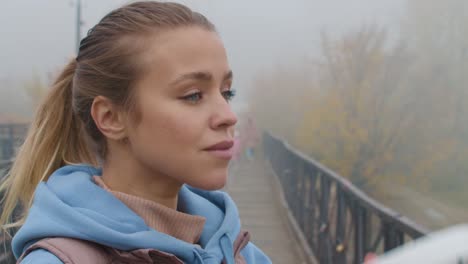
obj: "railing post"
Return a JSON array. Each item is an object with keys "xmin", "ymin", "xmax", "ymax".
[
  {"xmin": 296, "ymin": 161, "xmax": 305, "ymax": 228},
  {"xmin": 285, "ymin": 154, "xmax": 294, "ymax": 207},
  {"xmin": 334, "ymin": 186, "xmax": 347, "ymax": 264},
  {"xmin": 319, "ymin": 174, "xmax": 332, "ymax": 263},
  {"xmin": 383, "ymin": 223, "xmax": 404, "ymax": 251},
  {"xmin": 398, "ymin": 230, "xmax": 405, "ymax": 246},
  {"xmin": 289, "ymin": 156, "xmax": 298, "ymax": 217},
  {"xmin": 363, "ymin": 209, "xmax": 371, "ymax": 254},
  {"xmin": 354, "ymin": 205, "xmax": 366, "ymax": 264},
  {"xmin": 307, "ymin": 166, "xmax": 319, "ymax": 253}
]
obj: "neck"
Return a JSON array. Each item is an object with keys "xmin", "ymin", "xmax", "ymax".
[{"xmin": 101, "ymin": 145, "xmax": 182, "ymax": 210}]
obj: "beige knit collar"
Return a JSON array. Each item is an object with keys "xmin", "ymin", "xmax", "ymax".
[{"xmin": 93, "ymin": 176, "xmax": 206, "ymax": 244}]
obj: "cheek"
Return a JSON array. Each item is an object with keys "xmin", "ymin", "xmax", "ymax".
[
  {"xmin": 126, "ymin": 99, "xmax": 228, "ymax": 189},
  {"xmin": 144, "ymin": 109, "xmax": 202, "ymax": 146},
  {"xmin": 136, "ymin": 93, "xmax": 201, "ymax": 142},
  {"xmin": 129, "ymin": 103, "xmax": 205, "ymax": 169},
  {"xmin": 135, "ymin": 108, "xmax": 201, "ymax": 154}
]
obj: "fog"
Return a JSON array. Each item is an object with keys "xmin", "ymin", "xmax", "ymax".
[
  {"xmin": 0, "ymin": 0, "xmax": 404, "ymax": 115},
  {"xmin": 1, "ymin": 0, "xmax": 467, "ymax": 231}
]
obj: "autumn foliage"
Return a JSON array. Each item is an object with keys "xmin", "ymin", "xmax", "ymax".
[{"xmin": 251, "ymin": 0, "xmax": 468, "ymax": 205}]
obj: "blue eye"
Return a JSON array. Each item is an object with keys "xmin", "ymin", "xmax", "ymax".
[
  {"xmin": 222, "ymin": 89, "xmax": 236, "ymax": 102},
  {"xmin": 182, "ymin": 92, "xmax": 202, "ymax": 103}
]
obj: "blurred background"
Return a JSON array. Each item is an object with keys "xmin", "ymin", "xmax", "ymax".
[{"xmin": 1, "ymin": 0, "xmax": 467, "ymax": 263}]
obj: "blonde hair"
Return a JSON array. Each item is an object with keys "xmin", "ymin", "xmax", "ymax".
[{"xmin": 0, "ymin": 1, "xmax": 215, "ymax": 229}]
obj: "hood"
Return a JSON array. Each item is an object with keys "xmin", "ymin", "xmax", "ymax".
[{"xmin": 12, "ymin": 165, "xmax": 242, "ymax": 263}]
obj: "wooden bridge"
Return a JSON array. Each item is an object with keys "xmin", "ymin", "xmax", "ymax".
[{"xmin": 226, "ymin": 157, "xmax": 312, "ymax": 263}]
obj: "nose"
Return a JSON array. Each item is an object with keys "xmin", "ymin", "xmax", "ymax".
[{"xmin": 210, "ymin": 96, "xmax": 238, "ymax": 130}]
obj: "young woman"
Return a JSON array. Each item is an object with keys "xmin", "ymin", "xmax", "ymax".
[{"xmin": 0, "ymin": 2, "xmax": 271, "ymax": 263}]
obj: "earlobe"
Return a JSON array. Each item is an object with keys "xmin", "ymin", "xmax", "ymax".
[{"xmin": 91, "ymin": 96, "xmax": 128, "ymax": 140}]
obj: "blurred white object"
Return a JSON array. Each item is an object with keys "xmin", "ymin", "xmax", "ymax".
[{"xmin": 374, "ymin": 224, "xmax": 468, "ymax": 264}]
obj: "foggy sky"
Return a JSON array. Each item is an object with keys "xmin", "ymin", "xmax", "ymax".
[{"xmin": 0, "ymin": 0, "xmax": 405, "ymax": 115}]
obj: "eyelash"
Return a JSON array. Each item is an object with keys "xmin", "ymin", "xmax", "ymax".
[{"xmin": 182, "ymin": 89, "xmax": 237, "ymax": 103}]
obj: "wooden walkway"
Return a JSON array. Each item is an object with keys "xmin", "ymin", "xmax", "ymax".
[{"xmin": 226, "ymin": 158, "xmax": 311, "ymax": 264}]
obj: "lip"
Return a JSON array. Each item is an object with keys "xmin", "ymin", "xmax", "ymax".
[
  {"xmin": 204, "ymin": 140, "xmax": 234, "ymax": 151},
  {"xmin": 203, "ymin": 140, "xmax": 235, "ymax": 160}
]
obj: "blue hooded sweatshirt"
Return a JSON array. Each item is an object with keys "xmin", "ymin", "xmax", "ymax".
[{"xmin": 12, "ymin": 165, "xmax": 272, "ymax": 264}]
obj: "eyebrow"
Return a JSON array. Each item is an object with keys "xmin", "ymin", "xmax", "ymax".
[{"xmin": 170, "ymin": 70, "xmax": 233, "ymax": 86}]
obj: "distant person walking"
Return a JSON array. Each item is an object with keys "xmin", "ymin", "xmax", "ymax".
[{"xmin": 242, "ymin": 117, "xmax": 260, "ymax": 162}]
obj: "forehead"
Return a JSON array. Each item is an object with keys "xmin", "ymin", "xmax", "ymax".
[{"xmin": 142, "ymin": 27, "xmax": 229, "ymax": 81}]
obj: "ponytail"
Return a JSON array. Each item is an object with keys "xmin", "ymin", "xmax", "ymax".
[{"xmin": 0, "ymin": 58, "xmax": 97, "ymax": 229}]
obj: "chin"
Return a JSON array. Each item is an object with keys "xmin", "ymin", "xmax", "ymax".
[{"xmin": 190, "ymin": 171, "xmax": 227, "ymax": 191}]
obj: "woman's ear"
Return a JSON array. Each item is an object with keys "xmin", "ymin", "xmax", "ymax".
[{"xmin": 91, "ymin": 96, "xmax": 128, "ymax": 141}]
